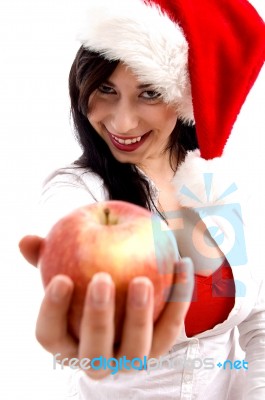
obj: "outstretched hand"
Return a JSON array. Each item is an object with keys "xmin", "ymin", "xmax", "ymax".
[{"xmin": 19, "ymin": 235, "xmax": 194, "ymax": 379}]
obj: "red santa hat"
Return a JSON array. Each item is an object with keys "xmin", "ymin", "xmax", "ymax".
[{"xmin": 78, "ymin": 0, "xmax": 265, "ymax": 207}]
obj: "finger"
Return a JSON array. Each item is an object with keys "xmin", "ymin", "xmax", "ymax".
[
  {"xmin": 19, "ymin": 235, "xmax": 43, "ymax": 267},
  {"xmin": 117, "ymin": 277, "xmax": 154, "ymax": 363},
  {"xmin": 79, "ymin": 273, "xmax": 115, "ymax": 379},
  {"xmin": 151, "ymin": 258, "xmax": 194, "ymax": 357},
  {"xmin": 36, "ymin": 275, "xmax": 78, "ymax": 360}
]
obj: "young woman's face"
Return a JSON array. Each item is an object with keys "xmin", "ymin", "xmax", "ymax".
[{"xmin": 87, "ymin": 63, "xmax": 178, "ymax": 165}]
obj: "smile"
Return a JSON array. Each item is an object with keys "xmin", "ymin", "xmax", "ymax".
[
  {"xmin": 106, "ymin": 130, "xmax": 151, "ymax": 152},
  {"xmin": 112, "ymin": 134, "xmax": 142, "ymax": 145}
]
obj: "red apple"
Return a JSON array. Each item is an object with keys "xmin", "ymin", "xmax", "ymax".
[{"xmin": 39, "ymin": 200, "xmax": 178, "ymax": 343}]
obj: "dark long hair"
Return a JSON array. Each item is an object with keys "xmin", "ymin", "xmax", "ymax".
[{"xmin": 69, "ymin": 46, "xmax": 198, "ymax": 213}]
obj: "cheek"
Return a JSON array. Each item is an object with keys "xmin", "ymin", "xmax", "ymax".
[
  {"xmin": 87, "ymin": 96, "xmax": 107, "ymax": 124},
  {"xmin": 86, "ymin": 109, "xmax": 102, "ymax": 137},
  {"xmin": 87, "ymin": 106, "xmax": 100, "ymax": 124},
  {"xmin": 154, "ymin": 108, "xmax": 178, "ymax": 133},
  {"xmin": 87, "ymin": 105, "xmax": 106, "ymax": 131}
]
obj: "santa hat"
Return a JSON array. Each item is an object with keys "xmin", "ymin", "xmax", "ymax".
[{"xmin": 78, "ymin": 0, "xmax": 265, "ymax": 207}]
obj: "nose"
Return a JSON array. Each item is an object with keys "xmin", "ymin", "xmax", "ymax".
[{"xmin": 110, "ymin": 99, "xmax": 139, "ymax": 134}]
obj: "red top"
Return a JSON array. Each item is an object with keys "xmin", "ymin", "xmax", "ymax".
[{"xmin": 185, "ymin": 259, "xmax": 235, "ymax": 337}]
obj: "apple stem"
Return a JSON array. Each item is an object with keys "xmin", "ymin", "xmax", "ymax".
[{"xmin": 104, "ymin": 208, "xmax": 110, "ymax": 225}]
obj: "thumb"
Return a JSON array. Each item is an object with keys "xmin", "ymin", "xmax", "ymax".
[{"xmin": 19, "ymin": 235, "xmax": 43, "ymax": 267}]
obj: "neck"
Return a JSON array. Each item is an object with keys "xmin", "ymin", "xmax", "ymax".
[{"xmin": 136, "ymin": 152, "xmax": 177, "ymax": 187}]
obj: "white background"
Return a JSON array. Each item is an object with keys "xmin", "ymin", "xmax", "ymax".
[{"xmin": 0, "ymin": 1, "xmax": 264, "ymax": 399}]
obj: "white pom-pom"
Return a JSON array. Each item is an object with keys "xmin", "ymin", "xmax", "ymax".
[{"xmin": 173, "ymin": 150, "xmax": 240, "ymax": 209}]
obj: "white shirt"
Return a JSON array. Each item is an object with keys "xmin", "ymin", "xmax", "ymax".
[{"xmin": 39, "ymin": 165, "xmax": 265, "ymax": 400}]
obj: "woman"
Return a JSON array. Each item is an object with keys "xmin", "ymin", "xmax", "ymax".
[{"xmin": 20, "ymin": 0, "xmax": 265, "ymax": 398}]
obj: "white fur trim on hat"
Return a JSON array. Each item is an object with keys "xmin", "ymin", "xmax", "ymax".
[
  {"xmin": 77, "ymin": 0, "xmax": 193, "ymax": 123},
  {"xmin": 173, "ymin": 150, "xmax": 240, "ymax": 209}
]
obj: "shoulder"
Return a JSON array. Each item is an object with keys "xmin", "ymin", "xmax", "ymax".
[
  {"xmin": 41, "ymin": 164, "xmax": 108, "ymax": 202},
  {"xmin": 38, "ymin": 164, "xmax": 109, "ymax": 236},
  {"xmin": 43, "ymin": 164, "xmax": 104, "ymax": 191}
]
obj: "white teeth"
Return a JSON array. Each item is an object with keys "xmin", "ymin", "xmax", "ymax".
[{"xmin": 112, "ymin": 135, "xmax": 142, "ymax": 145}]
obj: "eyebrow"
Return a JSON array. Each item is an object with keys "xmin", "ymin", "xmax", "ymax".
[{"xmin": 104, "ymin": 80, "xmax": 153, "ymax": 89}]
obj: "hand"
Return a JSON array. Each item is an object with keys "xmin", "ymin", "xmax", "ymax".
[{"xmin": 19, "ymin": 235, "xmax": 194, "ymax": 379}]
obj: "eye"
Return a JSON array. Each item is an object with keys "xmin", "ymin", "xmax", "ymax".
[
  {"xmin": 98, "ymin": 84, "xmax": 116, "ymax": 94},
  {"xmin": 140, "ymin": 90, "xmax": 162, "ymax": 101}
]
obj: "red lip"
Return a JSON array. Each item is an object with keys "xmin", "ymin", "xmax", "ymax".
[{"xmin": 107, "ymin": 130, "xmax": 151, "ymax": 152}]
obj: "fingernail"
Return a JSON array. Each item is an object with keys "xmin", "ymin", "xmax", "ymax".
[
  {"xmin": 89, "ymin": 273, "xmax": 112, "ymax": 306},
  {"xmin": 166, "ymin": 258, "xmax": 194, "ymax": 303},
  {"xmin": 50, "ymin": 276, "xmax": 69, "ymax": 303},
  {"xmin": 177, "ymin": 257, "xmax": 194, "ymax": 281},
  {"xmin": 129, "ymin": 277, "xmax": 150, "ymax": 307}
]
